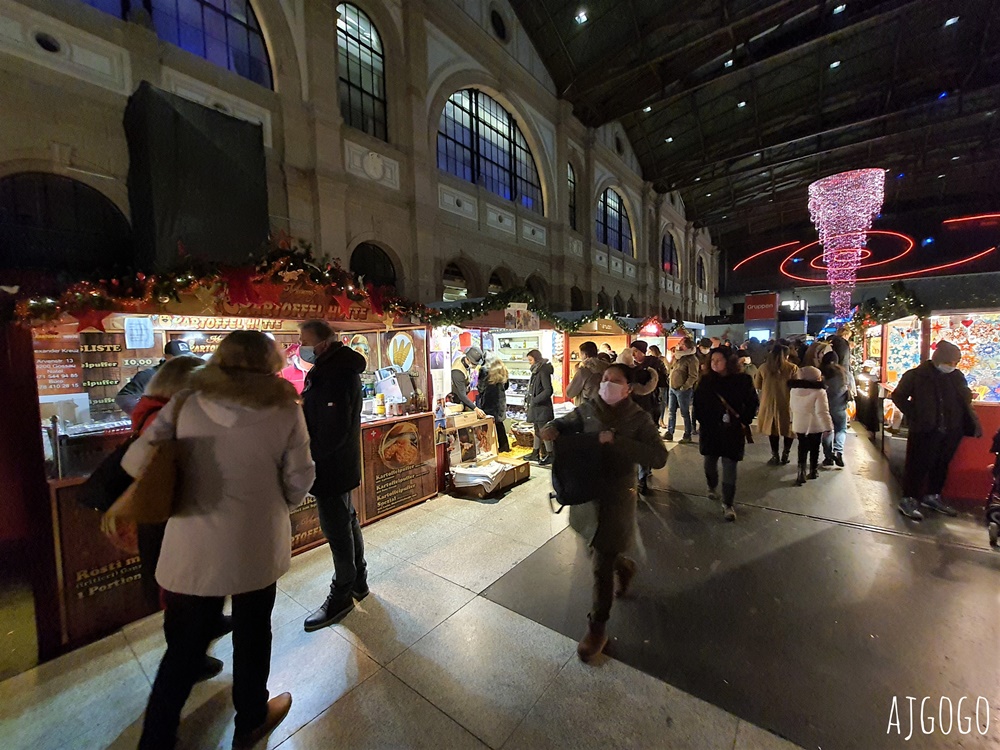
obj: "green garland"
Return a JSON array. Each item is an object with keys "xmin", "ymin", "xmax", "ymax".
[{"xmin": 848, "ymin": 281, "xmax": 927, "ymax": 338}]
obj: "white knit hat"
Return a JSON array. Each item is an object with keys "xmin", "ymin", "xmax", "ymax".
[{"xmin": 797, "ymin": 365, "xmax": 822, "ymax": 382}]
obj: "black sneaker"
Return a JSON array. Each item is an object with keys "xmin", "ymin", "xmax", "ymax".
[
  {"xmin": 767, "ymin": 454, "xmax": 781, "ymax": 466},
  {"xmin": 538, "ymin": 455, "xmax": 553, "ymax": 467},
  {"xmin": 525, "ymin": 451, "xmax": 540, "ymax": 462},
  {"xmin": 834, "ymin": 453, "xmax": 845, "ymax": 468},
  {"xmin": 822, "ymin": 456, "xmax": 835, "ymax": 467},
  {"xmin": 304, "ymin": 593, "xmax": 354, "ymax": 631},
  {"xmin": 195, "ymin": 656, "xmax": 224, "ymax": 683},
  {"xmin": 780, "ymin": 451, "xmax": 791, "ymax": 465},
  {"xmin": 637, "ymin": 479, "xmax": 649, "ymax": 495},
  {"xmin": 920, "ymin": 494, "xmax": 958, "ymax": 517}
]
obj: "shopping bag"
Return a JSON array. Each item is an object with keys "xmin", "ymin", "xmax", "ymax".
[
  {"xmin": 846, "ymin": 400, "xmax": 857, "ymax": 421},
  {"xmin": 105, "ymin": 439, "xmax": 181, "ymax": 524}
]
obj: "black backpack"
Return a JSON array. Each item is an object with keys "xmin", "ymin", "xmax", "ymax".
[{"xmin": 549, "ymin": 431, "xmax": 615, "ymax": 513}]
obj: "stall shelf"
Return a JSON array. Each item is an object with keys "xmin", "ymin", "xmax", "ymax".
[{"xmin": 13, "ymin": 290, "xmax": 434, "ymax": 656}]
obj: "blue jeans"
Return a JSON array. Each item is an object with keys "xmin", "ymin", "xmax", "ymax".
[
  {"xmin": 667, "ymin": 387, "xmax": 693, "ymax": 438},
  {"xmin": 822, "ymin": 411, "xmax": 848, "ymax": 457}
]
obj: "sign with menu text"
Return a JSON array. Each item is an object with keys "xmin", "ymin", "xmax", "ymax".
[{"xmin": 361, "ymin": 414, "xmax": 436, "ymax": 522}]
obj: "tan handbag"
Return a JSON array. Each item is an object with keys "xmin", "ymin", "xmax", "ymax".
[{"xmin": 105, "ymin": 392, "xmax": 191, "ymax": 524}]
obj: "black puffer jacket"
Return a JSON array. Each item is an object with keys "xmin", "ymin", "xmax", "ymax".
[
  {"xmin": 891, "ymin": 360, "xmax": 973, "ymax": 435},
  {"xmin": 301, "ymin": 341, "xmax": 367, "ymax": 496},
  {"xmin": 526, "ymin": 359, "xmax": 554, "ymax": 423}
]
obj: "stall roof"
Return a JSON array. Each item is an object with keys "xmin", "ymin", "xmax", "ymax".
[{"xmin": 900, "ymin": 274, "xmax": 1000, "ymax": 314}]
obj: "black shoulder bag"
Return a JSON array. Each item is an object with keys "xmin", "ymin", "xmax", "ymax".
[{"xmin": 78, "ymin": 409, "xmax": 156, "ymax": 512}]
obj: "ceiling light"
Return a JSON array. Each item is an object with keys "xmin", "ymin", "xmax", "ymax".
[
  {"xmin": 575, "ymin": 10, "xmax": 588, "ymax": 24},
  {"xmin": 724, "ymin": 59, "xmax": 734, "ymax": 68},
  {"xmin": 643, "ymin": 106, "xmax": 652, "ymax": 113},
  {"xmin": 944, "ymin": 16, "xmax": 959, "ymax": 27},
  {"xmin": 897, "ymin": 172, "xmax": 905, "ymax": 178},
  {"xmin": 706, "ymin": 193, "xmax": 712, "ymax": 197},
  {"xmin": 938, "ymin": 174, "xmax": 945, "ymax": 178},
  {"xmin": 664, "ymin": 137, "xmax": 673, "ymax": 143},
  {"xmin": 737, "ymin": 101, "xmax": 747, "ymax": 109},
  {"xmin": 951, "ymin": 155, "xmax": 960, "ymax": 161},
  {"xmin": 938, "ymin": 91, "xmax": 948, "ymax": 99},
  {"xmin": 754, "ymin": 152, "xmax": 762, "ymax": 157},
  {"xmin": 833, "ymin": 4, "xmax": 846, "ymax": 14},
  {"xmin": 722, "ymin": 215, "xmax": 727, "ymax": 219},
  {"xmin": 695, "ymin": 177, "xmax": 701, "ymax": 182},
  {"xmin": 829, "ymin": 60, "xmax": 841, "ymax": 69},
  {"xmin": 922, "ymin": 237, "xmax": 935, "ymax": 246}
]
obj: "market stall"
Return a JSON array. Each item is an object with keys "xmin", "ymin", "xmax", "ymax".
[
  {"xmin": 876, "ymin": 310, "xmax": 1000, "ymax": 506},
  {"xmin": 14, "ymin": 279, "xmax": 435, "ymax": 654}
]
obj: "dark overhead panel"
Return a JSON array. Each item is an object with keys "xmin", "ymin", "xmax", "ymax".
[{"xmin": 509, "ymin": 0, "xmax": 1000, "ymax": 280}]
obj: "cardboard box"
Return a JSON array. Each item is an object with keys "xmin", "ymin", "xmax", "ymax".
[
  {"xmin": 450, "ymin": 460, "xmax": 530, "ymax": 499},
  {"xmin": 446, "ymin": 412, "xmax": 480, "ymax": 429}
]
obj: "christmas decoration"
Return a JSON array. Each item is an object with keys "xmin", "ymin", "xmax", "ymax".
[
  {"xmin": 808, "ymin": 169, "xmax": 885, "ymax": 317},
  {"xmin": 70, "ymin": 308, "xmax": 111, "ymax": 333}
]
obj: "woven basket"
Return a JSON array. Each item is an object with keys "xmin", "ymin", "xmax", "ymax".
[{"xmin": 512, "ymin": 426, "xmax": 535, "ymax": 448}]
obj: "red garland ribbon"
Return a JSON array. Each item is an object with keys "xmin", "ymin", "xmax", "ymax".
[{"xmin": 366, "ymin": 283, "xmax": 385, "ymax": 315}]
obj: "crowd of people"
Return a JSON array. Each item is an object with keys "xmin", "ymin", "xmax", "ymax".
[{"xmin": 102, "ymin": 320, "xmax": 979, "ymax": 742}]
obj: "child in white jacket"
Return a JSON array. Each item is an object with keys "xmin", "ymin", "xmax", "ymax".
[{"xmin": 789, "ymin": 366, "xmax": 834, "ymax": 486}]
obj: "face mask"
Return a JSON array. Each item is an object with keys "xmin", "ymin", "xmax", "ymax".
[
  {"xmin": 599, "ymin": 381, "xmax": 629, "ymax": 405},
  {"xmin": 299, "ymin": 346, "xmax": 316, "ymax": 364},
  {"xmin": 936, "ymin": 364, "xmax": 956, "ymax": 374}
]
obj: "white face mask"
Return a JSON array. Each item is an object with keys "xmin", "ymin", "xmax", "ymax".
[
  {"xmin": 936, "ymin": 364, "xmax": 957, "ymax": 374},
  {"xmin": 299, "ymin": 346, "xmax": 316, "ymax": 364},
  {"xmin": 600, "ymin": 381, "xmax": 629, "ymax": 405}
]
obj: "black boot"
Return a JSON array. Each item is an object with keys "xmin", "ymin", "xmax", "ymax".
[
  {"xmin": 780, "ymin": 449, "xmax": 791, "ymax": 465},
  {"xmin": 767, "ymin": 452, "xmax": 780, "ymax": 466},
  {"xmin": 808, "ymin": 462, "xmax": 819, "ymax": 480},
  {"xmin": 795, "ymin": 466, "xmax": 807, "ymax": 486},
  {"xmin": 834, "ymin": 452, "xmax": 845, "ymax": 468},
  {"xmin": 637, "ymin": 478, "xmax": 649, "ymax": 495},
  {"xmin": 822, "ymin": 455, "xmax": 835, "ymax": 467},
  {"xmin": 304, "ymin": 590, "xmax": 354, "ymax": 632},
  {"xmin": 526, "ymin": 451, "xmax": 540, "ymax": 462}
]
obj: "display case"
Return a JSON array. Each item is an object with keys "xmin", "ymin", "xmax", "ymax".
[
  {"xmin": 929, "ymin": 312, "xmax": 1000, "ymax": 402},
  {"xmin": 492, "ymin": 329, "xmax": 563, "ymax": 417},
  {"xmin": 883, "ymin": 316, "xmax": 922, "ymax": 392}
]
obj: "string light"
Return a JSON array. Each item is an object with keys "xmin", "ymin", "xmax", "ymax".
[{"xmin": 807, "ymin": 168, "xmax": 885, "ymax": 317}]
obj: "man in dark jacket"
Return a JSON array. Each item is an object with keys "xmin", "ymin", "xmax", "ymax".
[
  {"xmin": 566, "ymin": 340, "xmax": 609, "ymax": 404},
  {"xmin": 115, "ymin": 339, "xmax": 191, "ymax": 415},
  {"xmin": 298, "ymin": 319, "xmax": 369, "ymax": 630},
  {"xmin": 629, "ymin": 341, "xmax": 664, "ymax": 494},
  {"xmin": 891, "ymin": 340, "xmax": 979, "ymax": 520}
]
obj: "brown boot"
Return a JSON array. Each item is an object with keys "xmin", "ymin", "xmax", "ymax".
[
  {"xmin": 577, "ymin": 618, "xmax": 608, "ymax": 663},
  {"xmin": 232, "ymin": 692, "xmax": 292, "ymax": 749},
  {"xmin": 614, "ymin": 557, "xmax": 637, "ymax": 598}
]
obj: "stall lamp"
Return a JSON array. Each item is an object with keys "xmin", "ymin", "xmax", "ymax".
[
  {"xmin": 833, "ymin": 4, "xmax": 846, "ymax": 14},
  {"xmin": 944, "ymin": 16, "xmax": 959, "ymax": 27},
  {"xmin": 575, "ymin": 11, "xmax": 588, "ymax": 24},
  {"xmin": 737, "ymin": 101, "xmax": 747, "ymax": 109}
]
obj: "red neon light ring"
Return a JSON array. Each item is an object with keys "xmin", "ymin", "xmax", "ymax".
[
  {"xmin": 781, "ymin": 244, "xmax": 996, "ymax": 283},
  {"xmin": 943, "ymin": 213, "xmax": 1000, "ymax": 226},
  {"xmin": 732, "ymin": 241, "xmax": 800, "ymax": 271},
  {"xmin": 810, "ymin": 248, "xmax": 873, "ymax": 269},
  {"xmin": 780, "ymin": 231, "xmax": 915, "ymax": 282}
]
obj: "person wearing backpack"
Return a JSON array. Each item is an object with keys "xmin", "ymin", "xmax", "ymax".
[{"xmin": 541, "ymin": 363, "xmax": 667, "ymax": 663}]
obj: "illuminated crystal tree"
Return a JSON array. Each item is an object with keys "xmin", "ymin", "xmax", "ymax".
[{"xmin": 807, "ymin": 169, "xmax": 885, "ymax": 317}]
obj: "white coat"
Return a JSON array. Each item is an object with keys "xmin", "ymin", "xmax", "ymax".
[
  {"xmin": 789, "ymin": 380, "xmax": 835, "ymax": 435},
  {"xmin": 122, "ymin": 368, "xmax": 315, "ymax": 597}
]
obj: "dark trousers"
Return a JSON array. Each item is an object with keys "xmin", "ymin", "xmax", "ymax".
[
  {"xmin": 904, "ymin": 430, "xmax": 964, "ymax": 499},
  {"xmin": 768, "ymin": 435, "xmax": 794, "ymax": 456},
  {"xmin": 796, "ymin": 432, "xmax": 822, "ymax": 470},
  {"xmin": 494, "ymin": 417, "xmax": 510, "ymax": 453},
  {"xmin": 703, "ymin": 455, "xmax": 738, "ymax": 506},
  {"xmin": 139, "ymin": 583, "xmax": 276, "ymax": 749},
  {"xmin": 591, "ymin": 550, "xmax": 632, "ymax": 623},
  {"xmin": 317, "ymin": 491, "xmax": 367, "ymax": 596}
]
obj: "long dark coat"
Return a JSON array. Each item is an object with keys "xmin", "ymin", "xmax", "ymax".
[
  {"xmin": 693, "ymin": 371, "xmax": 759, "ymax": 461},
  {"xmin": 526, "ymin": 359, "xmax": 555, "ymax": 423}
]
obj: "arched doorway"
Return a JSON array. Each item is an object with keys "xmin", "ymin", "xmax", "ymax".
[
  {"xmin": 442, "ymin": 262, "xmax": 469, "ymax": 301},
  {"xmin": 570, "ymin": 286, "xmax": 585, "ymax": 311},
  {"xmin": 597, "ymin": 288, "xmax": 610, "ymax": 309},
  {"xmin": 350, "ymin": 242, "xmax": 397, "ymax": 289},
  {"xmin": 0, "ymin": 172, "xmax": 132, "ymax": 273},
  {"xmin": 626, "ymin": 296, "xmax": 637, "ymax": 317},
  {"xmin": 612, "ymin": 293, "xmax": 625, "ymax": 314}
]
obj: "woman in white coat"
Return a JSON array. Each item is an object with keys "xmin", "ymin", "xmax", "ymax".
[
  {"xmin": 123, "ymin": 331, "xmax": 315, "ymax": 750},
  {"xmin": 789, "ymin": 365, "xmax": 834, "ymax": 486}
]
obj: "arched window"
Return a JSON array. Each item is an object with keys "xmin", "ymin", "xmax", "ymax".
[
  {"xmin": 437, "ymin": 89, "xmax": 543, "ymax": 214},
  {"xmin": 83, "ymin": 2, "xmax": 273, "ymax": 88},
  {"xmin": 597, "ymin": 289, "xmax": 610, "ymax": 310},
  {"xmin": 567, "ymin": 164, "xmax": 577, "ymax": 230},
  {"xmin": 0, "ymin": 172, "xmax": 132, "ymax": 273},
  {"xmin": 595, "ymin": 188, "xmax": 633, "ymax": 255},
  {"xmin": 697, "ymin": 257, "xmax": 706, "ymax": 289},
  {"xmin": 350, "ymin": 242, "xmax": 396, "ymax": 289},
  {"xmin": 443, "ymin": 262, "xmax": 468, "ymax": 301},
  {"xmin": 661, "ymin": 233, "xmax": 679, "ymax": 276},
  {"xmin": 336, "ymin": 4, "xmax": 387, "ymax": 142},
  {"xmin": 526, "ymin": 275, "xmax": 548, "ymax": 308},
  {"xmin": 612, "ymin": 293, "xmax": 625, "ymax": 314},
  {"xmin": 570, "ymin": 286, "xmax": 585, "ymax": 311},
  {"xmin": 626, "ymin": 296, "xmax": 637, "ymax": 317},
  {"xmin": 668, "ymin": 306, "xmax": 676, "ymax": 322}
]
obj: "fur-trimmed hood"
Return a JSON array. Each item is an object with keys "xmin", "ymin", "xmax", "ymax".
[
  {"xmin": 581, "ymin": 356, "xmax": 611, "ymax": 374},
  {"xmin": 189, "ymin": 366, "xmax": 300, "ymax": 411}
]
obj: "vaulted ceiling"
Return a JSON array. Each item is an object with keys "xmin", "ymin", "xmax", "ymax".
[{"xmin": 508, "ymin": 0, "xmax": 1000, "ymax": 284}]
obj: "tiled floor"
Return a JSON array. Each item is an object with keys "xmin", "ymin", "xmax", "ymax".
[{"xmin": 0, "ymin": 473, "xmax": 800, "ymax": 750}]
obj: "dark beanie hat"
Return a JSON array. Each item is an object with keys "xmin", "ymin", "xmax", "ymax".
[
  {"xmin": 821, "ymin": 350, "xmax": 839, "ymax": 367},
  {"xmin": 931, "ymin": 340, "xmax": 961, "ymax": 365},
  {"xmin": 631, "ymin": 340, "xmax": 648, "ymax": 354}
]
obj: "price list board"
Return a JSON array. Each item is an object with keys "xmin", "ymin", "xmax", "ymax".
[
  {"xmin": 80, "ymin": 333, "xmax": 125, "ymax": 418},
  {"xmin": 34, "ymin": 326, "xmax": 84, "ymax": 396}
]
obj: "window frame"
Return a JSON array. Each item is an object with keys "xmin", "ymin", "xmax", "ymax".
[
  {"xmin": 697, "ymin": 256, "xmax": 707, "ymax": 289},
  {"xmin": 595, "ymin": 187, "xmax": 634, "ymax": 256},
  {"xmin": 661, "ymin": 232, "xmax": 679, "ymax": 276},
  {"xmin": 336, "ymin": 3, "xmax": 388, "ymax": 142},
  {"xmin": 567, "ymin": 163, "xmax": 577, "ymax": 230},
  {"xmin": 437, "ymin": 89, "xmax": 544, "ymax": 215}
]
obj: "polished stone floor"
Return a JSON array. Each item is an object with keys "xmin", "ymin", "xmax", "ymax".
[{"xmin": 0, "ymin": 471, "xmax": 798, "ymax": 749}]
